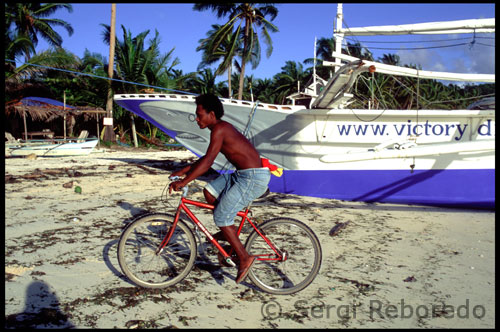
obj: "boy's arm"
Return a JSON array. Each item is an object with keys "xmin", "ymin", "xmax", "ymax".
[
  {"xmin": 169, "ymin": 126, "xmax": 223, "ymax": 192},
  {"xmin": 170, "ymin": 164, "xmax": 191, "ymax": 178}
]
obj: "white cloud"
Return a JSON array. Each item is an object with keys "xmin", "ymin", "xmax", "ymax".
[{"xmin": 397, "ymin": 48, "xmax": 445, "ymax": 72}]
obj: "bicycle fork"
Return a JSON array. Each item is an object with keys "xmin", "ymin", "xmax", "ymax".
[{"xmin": 154, "ymin": 207, "xmax": 184, "ymax": 256}]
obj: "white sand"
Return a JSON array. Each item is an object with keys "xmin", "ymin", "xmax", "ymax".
[{"xmin": 5, "ymin": 147, "xmax": 495, "ymax": 328}]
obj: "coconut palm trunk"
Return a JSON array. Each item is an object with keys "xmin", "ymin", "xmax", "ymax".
[
  {"xmin": 104, "ymin": 4, "xmax": 116, "ymax": 142},
  {"xmin": 238, "ymin": 19, "xmax": 251, "ymax": 100}
]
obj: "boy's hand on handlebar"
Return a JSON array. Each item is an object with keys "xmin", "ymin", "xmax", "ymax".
[{"xmin": 168, "ymin": 179, "xmax": 184, "ymax": 194}]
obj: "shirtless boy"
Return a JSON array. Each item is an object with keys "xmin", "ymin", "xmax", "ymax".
[{"xmin": 168, "ymin": 94, "xmax": 271, "ymax": 284}]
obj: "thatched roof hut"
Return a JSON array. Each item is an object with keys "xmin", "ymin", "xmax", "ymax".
[
  {"xmin": 5, "ymin": 97, "xmax": 106, "ymax": 139},
  {"xmin": 5, "ymin": 97, "xmax": 105, "ymax": 121}
]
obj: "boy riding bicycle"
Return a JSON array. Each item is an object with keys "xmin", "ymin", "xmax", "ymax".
[{"xmin": 168, "ymin": 94, "xmax": 271, "ymax": 284}]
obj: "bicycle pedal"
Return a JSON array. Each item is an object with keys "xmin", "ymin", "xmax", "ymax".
[
  {"xmin": 217, "ymin": 246, "xmax": 239, "ymax": 267},
  {"xmin": 224, "ymin": 258, "xmax": 237, "ymax": 267}
]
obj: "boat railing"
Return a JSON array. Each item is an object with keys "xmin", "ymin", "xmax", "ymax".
[{"xmin": 115, "ymin": 93, "xmax": 307, "ymax": 112}]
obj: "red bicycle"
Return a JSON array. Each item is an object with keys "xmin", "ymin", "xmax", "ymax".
[{"xmin": 117, "ymin": 177, "xmax": 322, "ymax": 295}]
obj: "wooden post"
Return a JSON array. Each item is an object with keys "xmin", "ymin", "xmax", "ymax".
[
  {"xmin": 96, "ymin": 113, "xmax": 101, "ymax": 149},
  {"xmin": 104, "ymin": 3, "xmax": 117, "ymax": 142},
  {"xmin": 63, "ymin": 90, "xmax": 67, "ymax": 139},
  {"xmin": 23, "ymin": 109, "xmax": 28, "ymax": 140},
  {"xmin": 130, "ymin": 114, "xmax": 138, "ymax": 147}
]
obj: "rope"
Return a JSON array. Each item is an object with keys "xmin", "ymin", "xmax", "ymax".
[{"xmin": 5, "ymin": 59, "xmax": 196, "ymax": 95}]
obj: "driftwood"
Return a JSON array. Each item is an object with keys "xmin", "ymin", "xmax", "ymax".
[
  {"xmin": 329, "ymin": 221, "xmax": 351, "ymax": 237},
  {"xmin": 136, "ymin": 132, "xmax": 166, "ymax": 147}
]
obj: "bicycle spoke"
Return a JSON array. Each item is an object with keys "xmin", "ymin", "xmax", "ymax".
[
  {"xmin": 118, "ymin": 214, "xmax": 197, "ymax": 288},
  {"xmin": 246, "ymin": 218, "xmax": 321, "ymax": 295}
]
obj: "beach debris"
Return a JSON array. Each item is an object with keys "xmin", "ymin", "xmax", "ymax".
[
  {"xmin": 5, "ymin": 175, "xmax": 17, "ymax": 183},
  {"xmin": 403, "ymin": 276, "xmax": 417, "ymax": 282},
  {"xmin": 42, "ymin": 169, "xmax": 64, "ymax": 176},
  {"xmin": 65, "ymin": 168, "xmax": 84, "ymax": 177},
  {"xmin": 329, "ymin": 221, "xmax": 351, "ymax": 236},
  {"xmin": 74, "ymin": 186, "xmax": 82, "ymax": 194},
  {"xmin": 335, "ymin": 277, "xmax": 374, "ymax": 294},
  {"xmin": 63, "ymin": 181, "xmax": 73, "ymax": 188},
  {"xmin": 108, "ymin": 165, "xmax": 116, "ymax": 170},
  {"xmin": 21, "ymin": 170, "xmax": 47, "ymax": 180}
]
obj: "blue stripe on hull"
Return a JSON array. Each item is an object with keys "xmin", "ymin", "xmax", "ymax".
[{"xmin": 269, "ymin": 169, "xmax": 495, "ymax": 210}]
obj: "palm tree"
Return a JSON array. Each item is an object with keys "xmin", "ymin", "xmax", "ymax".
[
  {"xmin": 77, "ymin": 49, "xmax": 110, "ymax": 106},
  {"xmin": 5, "ymin": 30, "xmax": 35, "ymax": 70},
  {"xmin": 101, "ymin": 25, "xmax": 179, "ymax": 93},
  {"xmin": 303, "ymin": 37, "xmax": 337, "ymax": 80},
  {"xmin": 197, "ymin": 24, "xmax": 242, "ymax": 98},
  {"xmin": 170, "ymin": 69, "xmax": 197, "ymax": 92},
  {"xmin": 193, "ymin": 3, "xmax": 279, "ymax": 100},
  {"xmin": 272, "ymin": 61, "xmax": 310, "ymax": 104},
  {"xmin": 345, "ymin": 41, "xmax": 373, "ymax": 61},
  {"xmin": 100, "ymin": 24, "xmax": 181, "ymax": 144},
  {"xmin": 6, "ymin": 47, "xmax": 80, "ymax": 85},
  {"xmin": 5, "ymin": 3, "xmax": 74, "ymax": 61},
  {"xmin": 379, "ymin": 53, "xmax": 400, "ymax": 66},
  {"xmin": 185, "ymin": 68, "xmax": 225, "ymax": 95},
  {"xmin": 252, "ymin": 78, "xmax": 276, "ymax": 103}
]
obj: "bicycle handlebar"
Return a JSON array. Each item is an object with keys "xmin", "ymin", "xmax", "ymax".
[{"xmin": 169, "ymin": 176, "xmax": 189, "ymax": 197}]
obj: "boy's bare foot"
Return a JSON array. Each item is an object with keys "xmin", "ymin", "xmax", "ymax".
[{"xmin": 235, "ymin": 256, "xmax": 256, "ymax": 284}]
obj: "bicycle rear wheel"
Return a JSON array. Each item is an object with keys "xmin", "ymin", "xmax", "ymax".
[
  {"xmin": 245, "ymin": 218, "xmax": 322, "ymax": 295},
  {"xmin": 117, "ymin": 213, "xmax": 197, "ymax": 288}
]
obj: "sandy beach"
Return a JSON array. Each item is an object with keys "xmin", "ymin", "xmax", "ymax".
[{"xmin": 5, "ymin": 147, "xmax": 495, "ymax": 328}]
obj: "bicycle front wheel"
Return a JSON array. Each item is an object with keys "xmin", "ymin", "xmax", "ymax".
[
  {"xmin": 117, "ymin": 213, "xmax": 197, "ymax": 288},
  {"xmin": 245, "ymin": 218, "xmax": 322, "ymax": 295}
]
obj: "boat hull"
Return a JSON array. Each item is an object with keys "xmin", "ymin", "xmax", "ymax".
[
  {"xmin": 7, "ymin": 139, "xmax": 99, "ymax": 157},
  {"xmin": 114, "ymin": 94, "xmax": 495, "ymax": 209},
  {"xmin": 270, "ymin": 168, "xmax": 494, "ymax": 209}
]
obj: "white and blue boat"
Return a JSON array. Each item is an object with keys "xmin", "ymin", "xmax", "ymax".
[
  {"xmin": 114, "ymin": 6, "xmax": 494, "ymax": 209},
  {"xmin": 6, "ymin": 138, "xmax": 99, "ymax": 157}
]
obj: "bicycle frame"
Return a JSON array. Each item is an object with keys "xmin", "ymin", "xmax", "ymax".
[{"xmin": 157, "ymin": 195, "xmax": 284, "ymax": 265}]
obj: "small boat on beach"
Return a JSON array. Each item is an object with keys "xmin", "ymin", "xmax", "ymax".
[
  {"xmin": 114, "ymin": 5, "xmax": 494, "ymax": 209},
  {"xmin": 6, "ymin": 137, "xmax": 99, "ymax": 157}
]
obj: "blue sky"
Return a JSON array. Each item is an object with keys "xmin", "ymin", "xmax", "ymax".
[{"xmin": 25, "ymin": 3, "xmax": 495, "ymax": 81}]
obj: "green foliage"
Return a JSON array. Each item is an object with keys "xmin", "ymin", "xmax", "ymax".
[
  {"xmin": 193, "ymin": 3, "xmax": 279, "ymax": 100},
  {"xmin": 5, "ymin": 3, "xmax": 74, "ymax": 61},
  {"xmin": 5, "ymin": 4, "xmax": 494, "ymax": 144}
]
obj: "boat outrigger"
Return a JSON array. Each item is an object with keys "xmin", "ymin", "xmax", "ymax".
[{"xmin": 114, "ymin": 4, "xmax": 494, "ymax": 209}]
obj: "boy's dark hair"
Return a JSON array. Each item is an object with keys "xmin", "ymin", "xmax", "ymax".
[{"xmin": 195, "ymin": 94, "xmax": 224, "ymax": 119}]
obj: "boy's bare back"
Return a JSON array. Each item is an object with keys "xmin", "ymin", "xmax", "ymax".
[{"xmin": 211, "ymin": 121, "xmax": 262, "ymax": 170}]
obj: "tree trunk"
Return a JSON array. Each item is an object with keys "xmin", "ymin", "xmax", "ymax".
[
  {"xmin": 104, "ymin": 3, "xmax": 116, "ymax": 142},
  {"xmin": 237, "ymin": 19, "xmax": 250, "ymax": 100},
  {"xmin": 228, "ymin": 61, "xmax": 232, "ymax": 99},
  {"xmin": 130, "ymin": 114, "xmax": 138, "ymax": 147}
]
